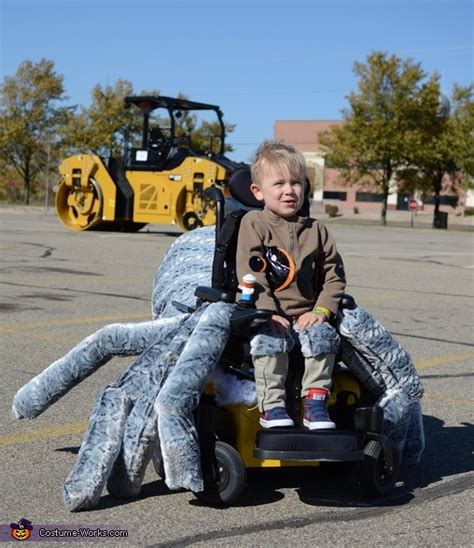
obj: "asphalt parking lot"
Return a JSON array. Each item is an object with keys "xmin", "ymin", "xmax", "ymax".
[{"xmin": 1, "ymin": 211, "xmax": 473, "ymax": 546}]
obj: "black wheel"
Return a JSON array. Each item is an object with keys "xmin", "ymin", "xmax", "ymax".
[
  {"xmin": 194, "ymin": 441, "xmax": 246, "ymax": 507},
  {"xmin": 181, "ymin": 211, "xmax": 203, "ymax": 231},
  {"xmin": 360, "ymin": 440, "xmax": 400, "ymax": 497}
]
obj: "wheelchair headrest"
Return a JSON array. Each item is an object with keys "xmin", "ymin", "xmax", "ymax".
[
  {"xmin": 228, "ymin": 168, "xmax": 264, "ymax": 209},
  {"xmin": 228, "ymin": 167, "xmax": 311, "ymax": 216}
]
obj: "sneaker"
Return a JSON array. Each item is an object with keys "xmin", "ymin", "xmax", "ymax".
[
  {"xmin": 303, "ymin": 389, "xmax": 336, "ymax": 430},
  {"xmin": 260, "ymin": 407, "xmax": 294, "ymax": 428}
]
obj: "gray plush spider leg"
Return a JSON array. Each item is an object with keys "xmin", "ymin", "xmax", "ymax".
[
  {"xmin": 155, "ymin": 301, "xmax": 234, "ymax": 493},
  {"xmin": 374, "ymin": 390, "xmax": 425, "ymax": 467},
  {"xmin": 337, "ymin": 306, "xmax": 424, "ymax": 399},
  {"xmin": 337, "ymin": 306, "xmax": 425, "ymax": 464},
  {"xmin": 250, "ymin": 322, "xmax": 340, "ymax": 358},
  {"xmin": 296, "ymin": 322, "xmax": 341, "ymax": 357},
  {"xmin": 249, "ymin": 323, "xmax": 295, "ymax": 356},
  {"xmin": 338, "ymin": 340, "xmax": 386, "ymax": 398},
  {"xmin": 152, "ymin": 226, "xmax": 215, "ymax": 319},
  {"xmin": 62, "ymin": 315, "xmax": 193, "ymax": 511},
  {"xmin": 99, "ymin": 316, "xmax": 189, "ymax": 403},
  {"xmin": 105, "ymin": 308, "xmax": 206, "ymax": 498},
  {"xmin": 12, "ymin": 315, "xmax": 187, "ymax": 420},
  {"xmin": 63, "ymin": 385, "xmax": 131, "ymax": 511},
  {"xmin": 401, "ymin": 400, "xmax": 425, "ymax": 467},
  {"xmin": 376, "ymin": 387, "xmax": 413, "ymax": 449}
]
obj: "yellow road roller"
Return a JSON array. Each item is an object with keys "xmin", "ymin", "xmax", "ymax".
[{"xmin": 56, "ymin": 96, "xmax": 247, "ymax": 232}]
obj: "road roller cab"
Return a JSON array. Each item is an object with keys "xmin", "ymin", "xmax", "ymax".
[{"xmin": 56, "ymin": 96, "xmax": 246, "ymax": 232}]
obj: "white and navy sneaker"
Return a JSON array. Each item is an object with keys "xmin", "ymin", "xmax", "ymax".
[
  {"xmin": 303, "ymin": 389, "xmax": 336, "ymax": 430},
  {"xmin": 260, "ymin": 407, "xmax": 294, "ymax": 428}
]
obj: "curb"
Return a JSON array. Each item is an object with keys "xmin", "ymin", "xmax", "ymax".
[{"xmin": 317, "ymin": 215, "xmax": 474, "ymax": 232}]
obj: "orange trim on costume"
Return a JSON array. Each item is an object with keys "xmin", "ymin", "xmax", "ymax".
[
  {"xmin": 256, "ymin": 257, "xmax": 267, "ymax": 273},
  {"xmin": 275, "ymin": 247, "xmax": 296, "ymax": 291}
]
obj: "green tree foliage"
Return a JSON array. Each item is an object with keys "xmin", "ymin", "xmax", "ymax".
[
  {"xmin": 172, "ymin": 115, "xmax": 235, "ymax": 154},
  {"xmin": 147, "ymin": 92, "xmax": 235, "ymax": 154},
  {"xmin": 448, "ymin": 85, "xmax": 474, "ymax": 184},
  {"xmin": 0, "ymin": 59, "xmax": 69, "ymax": 203},
  {"xmin": 66, "ymin": 87, "xmax": 235, "ymax": 157},
  {"xmin": 0, "ymin": 159, "xmax": 23, "ymax": 202},
  {"xmin": 397, "ymin": 84, "xmax": 473, "ymax": 224},
  {"xmin": 0, "ymin": 60, "xmax": 238, "ymax": 204},
  {"xmin": 319, "ymin": 52, "xmax": 441, "ymax": 224},
  {"xmin": 63, "ymin": 80, "xmax": 142, "ymax": 157},
  {"xmin": 190, "ymin": 119, "xmax": 236, "ymax": 154}
]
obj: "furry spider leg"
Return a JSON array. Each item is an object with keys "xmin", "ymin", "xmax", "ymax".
[
  {"xmin": 12, "ymin": 315, "xmax": 188, "ymax": 420},
  {"xmin": 155, "ymin": 301, "xmax": 235, "ymax": 493},
  {"xmin": 63, "ymin": 301, "xmax": 234, "ymax": 510},
  {"xmin": 337, "ymin": 305, "xmax": 425, "ymax": 465},
  {"xmin": 63, "ymin": 307, "xmax": 208, "ymax": 511}
]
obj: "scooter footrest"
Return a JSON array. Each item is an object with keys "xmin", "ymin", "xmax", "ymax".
[{"xmin": 254, "ymin": 429, "xmax": 364, "ymax": 462}]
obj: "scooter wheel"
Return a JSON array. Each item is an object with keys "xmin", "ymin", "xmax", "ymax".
[
  {"xmin": 194, "ymin": 441, "xmax": 246, "ymax": 507},
  {"xmin": 360, "ymin": 439, "xmax": 400, "ymax": 497}
]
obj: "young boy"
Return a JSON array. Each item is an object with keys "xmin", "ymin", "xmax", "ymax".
[{"xmin": 236, "ymin": 141, "xmax": 346, "ymax": 429}]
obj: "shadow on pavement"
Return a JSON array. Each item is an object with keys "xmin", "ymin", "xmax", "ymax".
[
  {"xmin": 95, "ymin": 480, "xmax": 179, "ymax": 511},
  {"xmin": 402, "ymin": 415, "xmax": 473, "ymax": 490},
  {"xmin": 53, "ymin": 414, "xmax": 473, "ymax": 511}
]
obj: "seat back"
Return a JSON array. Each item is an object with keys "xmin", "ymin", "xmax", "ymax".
[
  {"xmin": 228, "ymin": 167, "xmax": 263, "ymax": 209},
  {"xmin": 211, "ymin": 208, "xmax": 248, "ymax": 291},
  {"xmin": 228, "ymin": 167, "xmax": 311, "ymax": 215},
  {"xmin": 211, "ymin": 168, "xmax": 262, "ymax": 292}
]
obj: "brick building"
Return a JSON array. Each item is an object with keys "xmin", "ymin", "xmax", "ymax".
[{"xmin": 274, "ymin": 120, "xmax": 471, "ymax": 214}]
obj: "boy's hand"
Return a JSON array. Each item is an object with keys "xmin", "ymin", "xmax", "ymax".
[
  {"xmin": 269, "ymin": 314, "xmax": 291, "ymax": 335},
  {"xmin": 295, "ymin": 311, "xmax": 326, "ymax": 330}
]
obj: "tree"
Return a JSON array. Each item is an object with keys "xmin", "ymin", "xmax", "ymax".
[
  {"xmin": 450, "ymin": 84, "xmax": 474, "ymax": 180},
  {"xmin": 168, "ymin": 93, "xmax": 235, "ymax": 153},
  {"xmin": 190, "ymin": 119, "xmax": 236, "ymax": 154},
  {"xmin": 62, "ymin": 80, "xmax": 142, "ymax": 157},
  {"xmin": 65, "ymin": 87, "xmax": 236, "ymax": 157},
  {"xmin": 0, "ymin": 59, "xmax": 69, "ymax": 203},
  {"xmin": 140, "ymin": 92, "xmax": 235, "ymax": 154},
  {"xmin": 0, "ymin": 159, "xmax": 23, "ymax": 202},
  {"xmin": 397, "ymin": 85, "xmax": 474, "ymax": 226},
  {"xmin": 445, "ymin": 85, "xmax": 474, "ymax": 211},
  {"xmin": 319, "ymin": 52, "xmax": 441, "ymax": 225}
]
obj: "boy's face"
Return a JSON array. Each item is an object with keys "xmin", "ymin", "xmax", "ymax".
[{"xmin": 251, "ymin": 163, "xmax": 305, "ymax": 219}]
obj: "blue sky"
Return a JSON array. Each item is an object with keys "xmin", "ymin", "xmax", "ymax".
[{"xmin": 1, "ymin": 0, "xmax": 472, "ymax": 162}]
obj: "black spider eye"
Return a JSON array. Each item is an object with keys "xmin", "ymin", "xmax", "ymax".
[{"xmin": 249, "ymin": 256, "xmax": 267, "ymax": 272}]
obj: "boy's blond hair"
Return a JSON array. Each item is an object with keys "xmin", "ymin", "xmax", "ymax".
[{"xmin": 250, "ymin": 140, "xmax": 307, "ymax": 188}]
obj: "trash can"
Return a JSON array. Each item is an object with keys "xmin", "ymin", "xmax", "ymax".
[{"xmin": 433, "ymin": 211, "xmax": 448, "ymax": 229}]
